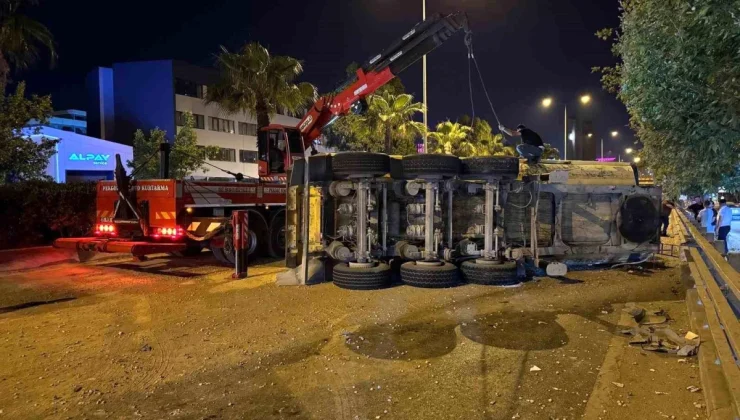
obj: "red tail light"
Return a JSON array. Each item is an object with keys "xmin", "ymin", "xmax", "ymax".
[
  {"xmin": 152, "ymin": 227, "xmax": 184, "ymax": 239},
  {"xmin": 94, "ymin": 223, "xmax": 117, "ymax": 236}
]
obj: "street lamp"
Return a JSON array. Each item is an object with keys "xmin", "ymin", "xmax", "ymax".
[
  {"xmin": 625, "ymin": 148, "xmax": 634, "ymax": 154},
  {"xmin": 540, "ymin": 95, "xmax": 592, "ymax": 160},
  {"xmin": 587, "ymin": 133, "xmax": 593, "ymax": 138},
  {"xmin": 633, "ymin": 157, "xmax": 641, "ymax": 163},
  {"xmin": 603, "ymin": 131, "xmax": 618, "ymax": 160}
]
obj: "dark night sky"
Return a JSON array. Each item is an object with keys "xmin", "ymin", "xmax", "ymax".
[{"xmin": 23, "ymin": 0, "xmax": 633, "ymax": 156}]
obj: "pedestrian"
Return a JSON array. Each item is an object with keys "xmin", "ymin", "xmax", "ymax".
[
  {"xmin": 715, "ymin": 199, "xmax": 732, "ymax": 254},
  {"xmin": 687, "ymin": 197, "xmax": 704, "ymax": 220},
  {"xmin": 697, "ymin": 200, "xmax": 716, "ymax": 234},
  {"xmin": 499, "ymin": 124, "xmax": 544, "ymax": 164},
  {"xmin": 660, "ymin": 198, "xmax": 675, "ymax": 237}
]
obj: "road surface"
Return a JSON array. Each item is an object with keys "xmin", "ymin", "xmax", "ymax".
[{"xmin": 0, "ymin": 252, "xmax": 707, "ymax": 419}]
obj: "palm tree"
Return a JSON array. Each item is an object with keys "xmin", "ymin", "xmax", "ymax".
[
  {"xmin": 206, "ymin": 42, "xmax": 318, "ymax": 129},
  {"xmin": 370, "ymin": 91, "xmax": 426, "ymax": 154},
  {"xmin": 0, "ymin": 0, "xmax": 56, "ymax": 92},
  {"xmin": 429, "ymin": 121, "xmax": 474, "ymax": 156}
]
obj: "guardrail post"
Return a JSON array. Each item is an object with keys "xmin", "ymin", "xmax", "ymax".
[{"xmin": 232, "ymin": 210, "xmax": 249, "ymax": 279}]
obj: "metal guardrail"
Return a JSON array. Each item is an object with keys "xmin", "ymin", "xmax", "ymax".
[{"xmin": 676, "ymin": 210, "xmax": 740, "ymax": 419}]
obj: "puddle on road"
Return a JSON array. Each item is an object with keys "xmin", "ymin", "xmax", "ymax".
[
  {"xmin": 344, "ymin": 322, "xmax": 458, "ymax": 360},
  {"xmin": 460, "ymin": 310, "xmax": 568, "ymax": 350}
]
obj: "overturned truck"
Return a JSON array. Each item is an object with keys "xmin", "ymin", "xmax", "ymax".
[{"xmin": 281, "ymin": 153, "xmax": 662, "ymax": 288}]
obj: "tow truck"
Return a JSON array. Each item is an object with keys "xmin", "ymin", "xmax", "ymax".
[{"xmin": 53, "ymin": 12, "xmax": 472, "ymax": 265}]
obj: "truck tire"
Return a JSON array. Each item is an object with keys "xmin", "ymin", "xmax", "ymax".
[
  {"xmin": 401, "ymin": 154, "xmax": 460, "ymax": 178},
  {"xmin": 268, "ymin": 209, "xmax": 286, "ymax": 258},
  {"xmin": 400, "ymin": 261, "xmax": 460, "ymax": 288},
  {"xmin": 619, "ymin": 195, "xmax": 660, "ymax": 243},
  {"xmin": 332, "ymin": 152, "xmax": 390, "ymax": 177},
  {"xmin": 461, "ymin": 156, "xmax": 519, "ymax": 177},
  {"xmin": 333, "ymin": 262, "xmax": 392, "ymax": 290},
  {"xmin": 460, "ymin": 260, "xmax": 519, "ymax": 286}
]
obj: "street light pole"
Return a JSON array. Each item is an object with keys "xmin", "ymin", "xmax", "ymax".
[
  {"xmin": 422, "ymin": 0, "xmax": 428, "ymax": 154},
  {"xmin": 601, "ymin": 138, "xmax": 604, "ymax": 160},
  {"xmin": 563, "ymin": 105, "xmax": 567, "ymax": 160}
]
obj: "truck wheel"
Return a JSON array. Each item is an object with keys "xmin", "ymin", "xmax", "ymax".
[
  {"xmin": 619, "ymin": 195, "xmax": 660, "ymax": 243},
  {"xmin": 460, "ymin": 260, "xmax": 519, "ymax": 286},
  {"xmin": 333, "ymin": 262, "xmax": 392, "ymax": 290},
  {"xmin": 400, "ymin": 261, "xmax": 460, "ymax": 288},
  {"xmin": 461, "ymin": 156, "xmax": 519, "ymax": 177},
  {"xmin": 332, "ymin": 152, "xmax": 390, "ymax": 177},
  {"xmin": 268, "ymin": 209, "xmax": 286, "ymax": 258},
  {"xmin": 401, "ymin": 154, "xmax": 460, "ymax": 178}
]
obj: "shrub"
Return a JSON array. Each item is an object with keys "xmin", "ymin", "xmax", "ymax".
[{"xmin": 0, "ymin": 181, "xmax": 96, "ymax": 249}]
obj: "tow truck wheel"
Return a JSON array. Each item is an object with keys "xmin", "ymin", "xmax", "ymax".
[
  {"xmin": 268, "ymin": 209, "xmax": 286, "ymax": 258},
  {"xmin": 460, "ymin": 260, "xmax": 519, "ymax": 286},
  {"xmin": 400, "ymin": 261, "xmax": 460, "ymax": 288},
  {"xmin": 332, "ymin": 262, "xmax": 392, "ymax": 290}
]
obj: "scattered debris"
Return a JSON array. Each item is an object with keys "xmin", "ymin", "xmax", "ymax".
[
  {"xmin": 686, "ymin": 385, "xmax": 701, "ymax": 393},
  {"xmin": 677, "ymin": 359, "xmax": 687, "ymax": 363},
  {"xmin": 140, "ymin": 344, "xmax": 153, "ymax": 352},
  {"xmin": 623, "ymin": 303, "xmax": 669, "ymax": 325},
  {"xmin": 654, "ymin": 391, "xmax": 669, "ymax": 395},
  {"xmin": 612, "ymin": 382, "xmax": 625, "ymax": 388},
  {"xmin": 619, "ymin": 307, "xmax": 700, "ymax": 357},
  {"xmin": 685, "ymin": 331, "xmax": 699, "ymax": 341},
  {"xmin": 530, "ymin": 366, "xmax": 542, "ymax": 372}
]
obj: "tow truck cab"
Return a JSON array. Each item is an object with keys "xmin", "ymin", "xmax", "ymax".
[{"xmin": 257, "ymin": 125, "xmax": 304, "ymax": 177}]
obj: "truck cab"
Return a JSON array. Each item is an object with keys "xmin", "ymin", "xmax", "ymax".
[{"xmin": 257, "ymin": 125, "xmax": 305, "ymax": 177}]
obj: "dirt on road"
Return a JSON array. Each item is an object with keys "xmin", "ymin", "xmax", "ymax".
[{"xmin": 0, "ymin": 254, "xmax": 707, "ymax": 419}]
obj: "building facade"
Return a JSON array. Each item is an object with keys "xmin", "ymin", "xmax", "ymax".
[
  {"xmin": 23, "ymin": 126, "xmax": 133, "ymax": 183},
  {"xmin": 87, "ymin": 60, "xmax": 301, "ymax": 179}
]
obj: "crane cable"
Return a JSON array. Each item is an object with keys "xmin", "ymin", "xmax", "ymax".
[{"xmin": 464, "ymin": 31, "xmax": 505, "ymax": 134}]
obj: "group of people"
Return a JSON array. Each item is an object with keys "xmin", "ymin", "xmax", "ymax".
[{"xmin": 685, "ymin": 197, "xmax": 733, "ymax": 253}]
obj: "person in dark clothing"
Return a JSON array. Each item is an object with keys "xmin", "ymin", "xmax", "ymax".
[
  {"xmin": 687, "ymin": 197, "xmax": 704, "ymax": 220},
  {"xmin": 499, "ymin": 124, "xmax": 544, "ymax": 163},
  {"xmin": 660, "ymin": 199, "xmax": 675, "ymax": 236}
]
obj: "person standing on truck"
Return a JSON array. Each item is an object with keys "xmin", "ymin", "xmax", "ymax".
[
  {"xmin": 698, "ymin": 200, "xmax": 716, "ymax": 234},
  {"xmin": 715, "ymin": 199, "xmax": 732, "ymax": 254},
  {"xmin": 499, "ymin": 124, "xmax": 544, "ymax": 163},
  {"xmin": 660, "ymin": 199, "xmax": 675, "ymax": 237}
]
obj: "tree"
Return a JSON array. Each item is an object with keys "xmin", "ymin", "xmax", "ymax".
[
  {"xmin": 127, "ymin": 112, "xmax": 218, "ymax": 179},
  {"xmin": 594, "ymin": 0, "xmax": 740, "ymax": 193},
  {"xmin": 322, "ymin": 89, "xmax": 424, "ymax": 156},
  {"xmin": 372, "ymin": 91, "xmax": 426, "ymax": 154},
  {"xmin": 429, "ymin": 121, "xmax": 474, "ymax": 156},
  {"xmin": 0, "ymin": 81, "xmax": 54, "ymax": 183},
  {"xmin": 207, "ymin": 42, "xmax": 317, "ymax": 129},
  {"xmin": 457, "ymin": 116, "xmax": 516, "ymax": 157},
  {"xmin": 0, "ymin": 0, "xmax": 56, "ymax": 92},
  {"xmin": 542, "ymin": 144, "xmax": 560, "ymax": 160}
]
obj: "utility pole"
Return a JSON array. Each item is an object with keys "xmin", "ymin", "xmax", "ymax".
[{"xmin": 422, "ymin": 0, "xmax": 428, "ymax": 154}]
